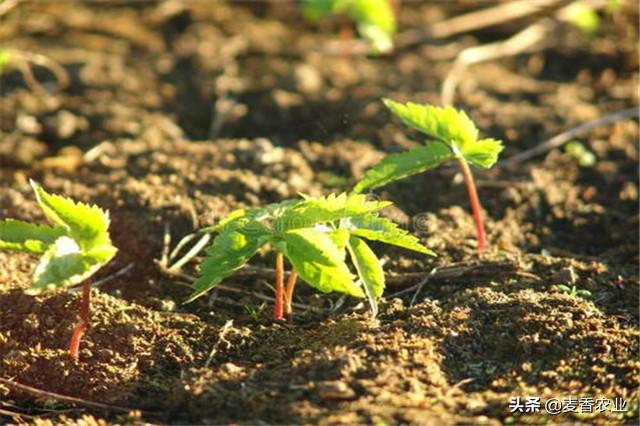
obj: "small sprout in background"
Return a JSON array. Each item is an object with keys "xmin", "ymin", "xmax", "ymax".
[
  {"xmin": 564, "ymin": 141, "xmax": 596, "ymax": 167},
  {"xmin": 556, "ymin": 284, "xmax": 592, "ymax": 299},
  {"xmin": 354, "ymin": 99, "xmax": 504, "ymax": 252},
  {"xmin": 560, "ymin": 1, "xmax": 601, "ymax": 35},
  {"xmin": 188, "ymin": 193, "xmax": 433, "ymax": 320},
  {"xmin": 302, "ymin": 0, "xmax": 397, "ymax": 54},
  {"xmin": 0, "ymin": 180, "xmax": 117, "ymax": 359},
  {"xmin": 0, "ymin": 49, "xmax": 11, "ymax": 73},
  {"xmin": 243, "ymin": 302, "xmax": 267, "ymax": 322}
]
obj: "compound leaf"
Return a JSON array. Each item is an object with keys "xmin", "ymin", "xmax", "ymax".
[
  {"xmin": 459, "ymin": 137, "xmax": 504, "ymax": 169},
  {"xmin": 353, "ymin": 143, "xmax": 453, "ymax": 193},
  {"xmin": 383, "ymin": 98, "xmax": 478, "ymax": 148},
  {"xmin": 0, "ymin": 219, "xmax": 65, "ymax": 253},
  {"xmin": 347, "ymin": 236, "xmax": 384, "ymax": 316},
  {"xmin": 30, "ymin": 180, "xmax": 113, "ymax": 252},
  {"xmin": 275, "ymin": 193, "xmax": 390, "ymax": 232},
  {"xmin": 187, "ymin": 220, "xmax": 270, "ymax": 302},
  {"xmin": 382, "ymin": 99, "xmax": 504, "ymax": 170},
  {"xmin": 344, "ymin": 214, "xmax": 435, "ymax": 256},
  {"xmin": 201, "ymin": 208, "xmax": 248, "ymax": 233},
  {"xmin": 283, "ymin": 228, "xmax": 363, "ymax": 298},
  {"xmin": 27, "ymin": 236, "xmax": 103, "ymax": 295},
  {"xmin": 327, "ymin": 227, "xmax": 350, "ymax": 253}
]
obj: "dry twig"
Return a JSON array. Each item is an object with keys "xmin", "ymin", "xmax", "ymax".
[
  {"xmin": 396, "ymin": 0, "xmax": 565, "ymax": 48},
  {"xmin": 501, "ymin": 107, "xmax": 639, "ymax": 166},
  {"xmin": 441, "ymin": 17, "xmax": 556, "ymax": 106},
  {"xmin": 204, "ymin": 320, "xmax": 234, "ymax": 368},
  {"xmin": 0, "ymin": 378, "xmax": 143, "ymax": 414},
  {"xmin": 4, "ymin": 49, "xmax": 70, "ymax": 93}
]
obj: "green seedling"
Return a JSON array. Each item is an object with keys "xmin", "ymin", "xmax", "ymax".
[
  {"xmin": 302, "ymin": 0, "xmax": 397, "ymax": 53},
  {"xmin": 0, "ymin": 49, "xmax": 10, "ymax": 73},
  {"xmin": 564, "ymin": 141, "xmax": 596, "ymax": 167},
  {"xmin": 557, "ymin": 284, "xmax": 592, "ymax": 299},
  {"xmin": 188, "ymin": 193, "xmax": 433, "ymax": 319},
  {"xmin": 354, "ymin": 99, "xmax": 504, "ymax": 252},
  {"xmin": 0, "ymin": 180, "xmax": 117, "ymax": 358},
  {"xmin": 243, "ymin": 302, "xmax": 267, "ymax": 322}
]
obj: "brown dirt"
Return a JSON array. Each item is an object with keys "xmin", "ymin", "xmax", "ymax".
[{"xmin": 0, "ymin": 1, "xmax": 638, "ymax": 425}]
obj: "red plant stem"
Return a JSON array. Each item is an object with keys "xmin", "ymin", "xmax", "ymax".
[
  {"xmin": 68, "ymin": 280, "xmax": 91, "ymax": 359},
  {"xmin": 456, "ymin": 157, "xmax": 487, "ymax": 252},
  {"xmin": 283, "ymin": 271, "xmax": 298, "ymax": 317},
  {"xmin": 274, "ymin": 252, "xmax": 284, "ymax": 320}
]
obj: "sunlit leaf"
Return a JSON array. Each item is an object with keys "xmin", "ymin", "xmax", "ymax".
[
  {"xmin": 187, "ymin": 219, "xmax": 270, "ymax": 302},
  {"xmin": 284, "ymin": 228, "xmax": 363, "ymax": 297},
  {"xmin": 27, "ymin": 236, "xmax": 103, "ymax": 295},
  {"xmin": 0, "ymin": 219, "xmax": 65, "ymax": 253},
  {"xmin": 347, "ymin": 236, "xmax": 383, "ymax": 316},
  {"xmin": 353, "ymin": 143, "xmax": 453, "ymax": 193},
  {"xmin": 343, "ymin": 214, "xmax": 435, "ymax": 256},
  {"xmin": 30, "ymin": 180, "xmax": 114, "ymax": 252}
]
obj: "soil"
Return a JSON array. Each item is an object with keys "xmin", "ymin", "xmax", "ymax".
[{"xmin": 0, "ymin": 1, "xmax": 638, "ymax": 425}]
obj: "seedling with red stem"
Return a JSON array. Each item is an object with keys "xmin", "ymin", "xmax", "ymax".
[
  {"xmin": 0, "ymin": 181, "xmax": 117, "ymax": 359},
  {"xmin": 187, "ymin": 193, "xmax": 434, "ymax": 319},
  {"xmin": 354, "ymin": 99, "xmax": 504, "ymax": 252}
]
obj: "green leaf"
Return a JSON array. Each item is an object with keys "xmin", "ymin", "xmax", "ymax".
[
  {"xmin": 350, "ymin": 0, "xmax": 396, "ymax": 36},
  {"xmin": 383, "ymin": 98, "xmax": 478, "ymax": 148},
  {"xmin": 0, "ymin": 219, "xmax": 65, "ymax": 253},
  {"xmin": 459, "ymin": 138, "xmax": 504, "ymax": 169},
  {"xmin": 302, "ymin": 0, "xmax": 337, "ymax": 20},
  {"xmin": 201, "ymin": 208, "xmax": 248, "ymax": 233},
  {"xmin": 27, "ymin": 236, "xmax": 103, "ymax": 295},
  {"xmin": 347, "ymin": 236, "xmax": 384, "ymax": 316},
  {"xmin": 30, "ymin": 180, "xmax": 113, "ymax": 252},
  {"xmin": 353, "ymin": 143, "xmax": 453, "ymax": 193},
  {"xmin": 283, "ymin": 228, "xmax": 363, "ymax": 298},
  {"xmin": 0, "ymin": 50, "xmax": 10, "ymax": 73},
  {"xmin": 327, "ymin": 227, "xmax": 350, "ymax": 253},
  {"xmin": 275, "ymin": 193, "xmax": 390, "ymax": 232},
  {"xmin": 187, "ymin": 220, "xmax": 270, "ymax": 302},
  {"xmin": 350, "ymin": 0, "xmax": 396, "ymax": 52},
  {"xmin": 343, "ymin": 214, "xmax": 435, "ymax": 256}
]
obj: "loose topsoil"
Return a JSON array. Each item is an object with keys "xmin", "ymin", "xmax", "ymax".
[{"xmin": 0, "ymin": 1, "xmax": 638, "ymax": 425}]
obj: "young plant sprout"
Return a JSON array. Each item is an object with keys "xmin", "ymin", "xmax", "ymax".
[
  {"xmin": 187, "ymin": 193, "xmax": 433, "ymax": 319},
  {"xmin": 302, "ymin": 0, "xmax": 397, "ymax": 53},
  {"xmin": 354, "ymin": 99, "xmax": 504, "ymax": 252},
  {"xmin": 0, "ymin": 180, "xmax": 117, "ymax": 359}
]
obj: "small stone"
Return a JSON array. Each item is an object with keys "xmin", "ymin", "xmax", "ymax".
[
  {"xmin": 221, "ymin": 362, "xmax": 243, "ymax": 375},
  {"xmin": 316, "ymin": 381, "xmax": 356, "ymax": 401},
  {"xmin": 16, "ymin": 114, "xmax": 42, "ymax": 135}
]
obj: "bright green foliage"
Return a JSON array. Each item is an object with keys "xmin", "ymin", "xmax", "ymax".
[
  {"xmin": 564, "ymin": 141, "xmax": 596, "ymax": 167},
  {"xmin": 187, "ymin": 219, "xmax": 270, "ymax": 302},
  {"xmin": 283, "ymin": 228, "xmax": 362, "ymax": 297},
  {"xmin": 31, "ymin": 181, "xmax": 114, "ymax": 253},
  {"xmin": 0, "ymin": 219, "xmax": 65, "ymax": 253},
  {"xmin": 302, "ymin": 0, "xmax": 397, "ymax": 53},
  {"xmin": 342, "ymin": 214, "xmax": 435, "ymax": 256},
  {"xmin": 347, "ymin": 236, "xmax": 384, "ymax": 315},
  {"xmin": 355, "ymin": 99, "xmax": 504, "ymax": 193},
  {"xmin": 191, "ymin": 192, "xmax": 433, "ymax": 314},
  {"xmin": 0, "ymin": 50, "xmax": 10, "ymax": 73},
  {"xmin": 353, "ymin": 144, "xmax": 453, "ymax": 193},
  {"xmin": 274, "ymin": 192, "xmax": 390, "ymax": 232},
  {"xmin": 562, "ymin": 2, "xmax": 600, "ymax": 34},
  {"xmin": 0, "ymin": 180, "xmax": 117, "ymax": 295}
]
